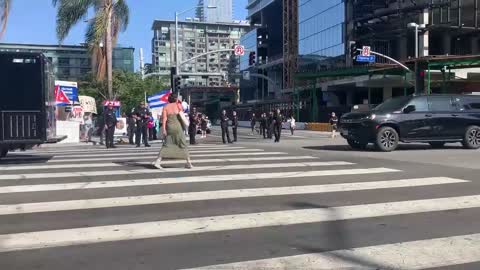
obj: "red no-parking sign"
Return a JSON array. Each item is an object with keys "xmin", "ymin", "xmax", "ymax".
[{"xmin": 234, "ymin": 45, "xmax": 245, "ymax": 56}]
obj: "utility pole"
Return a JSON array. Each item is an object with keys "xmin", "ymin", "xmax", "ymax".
[{"xmin": 139, "ymin": 48, "xmax": 145, "ymax": 80}]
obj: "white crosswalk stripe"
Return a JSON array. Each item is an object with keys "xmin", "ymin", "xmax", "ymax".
[
  {"xmin": 0, "ymin": 143, "xmax": 477, "ymax": 269},
  {"xmin": 0, "ymin": 194, "xmax": 478, "ymax": 253},
  {"xmin": 0, "ymin": 177, "xmax": 465, "ymax": 215},
  {"xmin": 183, "ymin": 233, "xmax": 480, "ymax": 270},
  {"xmin": 0, "ymin": 156, "xmax": 319, "ymax": 170}
]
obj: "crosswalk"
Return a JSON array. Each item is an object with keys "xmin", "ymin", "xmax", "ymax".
[{"xmin": 0, "ymin": 143, "xmax": 478, "ymax": 269}]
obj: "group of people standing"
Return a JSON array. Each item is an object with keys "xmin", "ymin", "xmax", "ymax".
[
  {"xmin": 250, "ymin": 109, "xmax": 291, "ymax": 143},
  {"xmin": 126, "ymin": 101, "xmax": 153, "ymax": 148},
  {"xmin": 186, "ymin": 107, "xmax": 210, "ymax": 145},
  {"xmin": 220, "ymin": 109, "xmax": 238, "ymax": 144}
]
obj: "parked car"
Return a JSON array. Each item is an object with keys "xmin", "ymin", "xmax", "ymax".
[{"xmin": 339, "ymin": 94, "xmax": 480, "ymax": 152}]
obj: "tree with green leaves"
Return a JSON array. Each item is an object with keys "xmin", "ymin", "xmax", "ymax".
[
  {"xmin": 53, "ymin": 0, "xmax": 129, "ymax": 100},
  {"xmin": 79, "ymin": 71, "xmax": 170, "ymax": 114},
  {"xmin": 0, "ymin": 0, "xmax": 10, "ymax": 38}
]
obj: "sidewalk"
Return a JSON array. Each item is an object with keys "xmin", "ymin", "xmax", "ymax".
[{"xmin": 212, "ymin": 126, "xmax": 333, "ymax": 138}]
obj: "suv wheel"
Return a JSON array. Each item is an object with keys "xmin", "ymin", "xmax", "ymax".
[
  {"xmin": 375, "ymin": 127, "xmax": 399, "ymax": 152},
  {"xmin": 429, "ymin": 142, "xmax": 446, "ymax": 148},
  {"xmin": 462, "ymin": 125, "xmax": 480, "ymax": 149},
  {"xmin": 347, "ymin": 139, "xmax": 367, "ymax": 150}
]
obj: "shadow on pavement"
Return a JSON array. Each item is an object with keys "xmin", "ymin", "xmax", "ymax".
[
  {"xmin": 0, "ymin": 154, "xmax": 52, "ymax": 165},
  {"xmin": 288, "ymin": 201, "xmax": 390, "ymax": 269},
  {"xmin": 304, "ymin": 143, "xmax": 465, "ymax": 152},
  {"xmin": 115, "ymin": 160, "xmax": 187, "ymax": 170}
]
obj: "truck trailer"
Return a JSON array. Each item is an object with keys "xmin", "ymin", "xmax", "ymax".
[{"xmin": 0, "ymin": 52, "xmax": 58, "ymax": 158}]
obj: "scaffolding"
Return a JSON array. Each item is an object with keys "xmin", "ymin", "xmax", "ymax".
[{"xmin": 283, "ymin": 0, "xmax": 298, "ymax": 91}]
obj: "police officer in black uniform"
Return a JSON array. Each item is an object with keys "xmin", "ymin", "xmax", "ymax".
[
  {"xmin": 126, "ymin": 112, "xmax": 136, "ymax": 145},
  {"xmin": 103, "ymin": 103, "xmax": 118, "ymax": 149},
  {"xmin": 133, "ymin": 101, "xmax": 151, "ymax": 147},
  {"xmin": 260, "ymin": 113, "xmax": 267, "ymax": 138},
  {"xmin": 267, "ymin": 111, "xmax": 274, "ymax": 139},
  {"xmin": 273, "ymin": 108, "xmax": 283, "ymax": 143},
  {"xmin": 250, "ymin": 113, "xmax": 256, "ymax": 135},
  {"xmin": 232, "ymin": 111, "xmax": 239, "ymax": 142},
  {"xmin": 220, "ymin": 109, "xmax": 233, "ymax": 144},
  {"xmin": 189, "ymin": 107, "xmax": 199, "ymax": 145}
]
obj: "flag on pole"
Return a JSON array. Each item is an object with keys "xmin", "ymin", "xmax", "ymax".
[{"xmin": 147, "ymin": 90, "xmax": 171, "ymax": 109}]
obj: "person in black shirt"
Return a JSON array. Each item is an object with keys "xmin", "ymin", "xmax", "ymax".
[
  {"xmin": 220, "ymin": 110, "xmax": 232, "ymax": 144},
  {"xmin": 126, "ymin": 112, "xmax": 136, "ymax": 145},
  {"xmin": 188, "ymin": 107, "xmax": 199, "ymax": 145},
  {"xmin": 133, "ymin": 101, "xmax": 151, "ymax": 147},
  {"xmin": 250, "ymin": 113, "xmax": 256, "ymax": 135},
  {"xmin": 232, "ymin": 111, "xmax": 239, "ymax": 142},
  {"xmin": 260, "ymin": 113, "xmax": 267, "ymax": 139},
  {"xmin": 267, "ymin": 111, "xmax": 274, "ymax": 139},
  {"xmin": 273, "ymin": 109, "xmax": 283, "ymax": 143},
  {"xmin": 103, "ymin": 103, "xmax": 118, "ymax": 149}
]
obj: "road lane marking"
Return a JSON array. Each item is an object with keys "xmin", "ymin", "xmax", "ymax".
[
  {"xmin": 0, "ymin": 177, "xmax": 464, "ymax": 215},
  {"xmin": 182, "ymin": 233, "xmax": 480, "ymax": 270},
  {"xmin": 0, "ymin": 161, "xmax": 356, "ymax": 180},
  {"xmin": 1, "ymin": 152, "xmax": 289, "ymax": 162},
  {"xmin": 0, "ymin": 168, "xmax": 397, "ymax": 193},
  {"xmin": 0, "ymin": 156, "xmax": 320, "ymax": 170},
  {"xmin": 29, "ymin": 145, "xmax": 240, "ymax": 154},
  {"xmin": 1, "ymin": 193, "xmax": 479, "ymax": 252}
]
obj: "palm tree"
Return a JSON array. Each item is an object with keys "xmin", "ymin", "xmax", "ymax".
[
  {"xmin": 53, "ymin": 0, "xmax": 129, "ymax": 100},
  {"xmin": 0, "ymin": 0, "xmax": 11, "ymax": 38}
]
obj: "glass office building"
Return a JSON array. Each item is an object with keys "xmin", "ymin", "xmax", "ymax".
[
  {"xmin": 298, "ymin": 0, "xmax": 345, "ymax": 59},
  {"xmin": 0, "ymin": 43, "xmax": 134, "ymax": 81},
  {"xmin": 240, "ymin": 29, "xmax": 258, "ymax": 71}
]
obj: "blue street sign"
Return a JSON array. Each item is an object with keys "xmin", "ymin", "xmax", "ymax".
[{"xmin": 356, "ymin": 55, "xmax": 376, "ymax": 63}]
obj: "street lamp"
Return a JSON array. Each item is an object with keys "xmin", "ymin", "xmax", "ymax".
[
  {"xmin": 407, "ymin": 22, "xmax": 426, "ymax": 58},
  {"xmin": 175, "ymin": 5, "xmax": 217, "ymax": 77}
]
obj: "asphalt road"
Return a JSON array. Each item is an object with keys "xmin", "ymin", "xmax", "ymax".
[{"xmin": 0, "ymin": 127, "xmax": 480, "ymax": 270}]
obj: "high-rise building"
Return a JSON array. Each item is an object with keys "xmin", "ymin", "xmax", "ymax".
[
  {"xmin": 0, "ymin": 43, "xmax": 134, "ymax": 82},
  {"xmin": 151, "ymin": 19, "xmax": 249, "ymax": 87},
  {"xmin": 240, "ymin": 0, "xmax": 285, "ymax": 102},
  {"xmin": 196, "ymin": 0, "xmax": 233, "ymax": 23}
]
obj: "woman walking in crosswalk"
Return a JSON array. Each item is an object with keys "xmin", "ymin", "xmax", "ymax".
[{"xmin": 153, "ymin": 93, "xmax": 193, "ymax": 169}]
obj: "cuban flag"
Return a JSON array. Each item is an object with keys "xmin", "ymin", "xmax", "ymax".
[
  {"xmin": 147, "ymin": 90, "xmax": 171, "ymax": 109},
  {"xmin": 55, "ymin": 85, "xmax": 71, "ymax": 106},
  {"xmin": 55, "ymin": 81, "xmax": 78, "ymax": 106}
]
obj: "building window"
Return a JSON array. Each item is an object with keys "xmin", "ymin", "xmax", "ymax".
[{"xmin": 58, "ymin": 58, "xmax": 70, "ymax": 66}]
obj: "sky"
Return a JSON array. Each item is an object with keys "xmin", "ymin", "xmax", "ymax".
[{"xmin": 2, "ymin": 0, "xmax": 248, "ymax": 70}]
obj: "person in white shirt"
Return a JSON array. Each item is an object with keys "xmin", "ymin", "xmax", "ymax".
[{"xmin": 288, "ymin": 115, "xmax": 296, "ymax": 135}]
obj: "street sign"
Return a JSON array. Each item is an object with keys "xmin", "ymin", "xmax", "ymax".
[
  {"xmin": 356, "ymin": 55, "xmax": 376, "ymax": 63},
  {"xmin": 243, "ymin": 71, "xmax": 250, "ymax": 80},
  {"xmin": 362, "ymin": 46, "xmax": 371, "ymax": 56},
  {"xmin": 234, "ymin": 45, "xmax": 245, "ymax": 56}
]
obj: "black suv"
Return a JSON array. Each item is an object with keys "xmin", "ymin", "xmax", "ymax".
[{"xmin": 339, "ymin": 95, "xmax": 480, "ymax": 152}]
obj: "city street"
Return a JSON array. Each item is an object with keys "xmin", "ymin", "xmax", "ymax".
[{"xmin": 0, "ymin": 130, "xmax": 480, "ymax": 269}]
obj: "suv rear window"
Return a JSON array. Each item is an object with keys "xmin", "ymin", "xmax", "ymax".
[
  {"xmin": 428, "ymin": 96, "xmax": 454, "ymax": 112},
  {"xmin": 460, "ymin": 97, "xmax": 480, "ymax": 110}
]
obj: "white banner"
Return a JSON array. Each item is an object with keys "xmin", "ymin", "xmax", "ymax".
[{"xmin": 79, "ymin": 96, "xmax": 97, "ymax": 114}]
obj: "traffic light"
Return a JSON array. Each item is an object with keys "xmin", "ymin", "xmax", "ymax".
[
  {"xmin": 249, "ymin": 51, "xmax": 256, "ymax": 66},
  {"xmin": 174, "ymin": 76, "xmax": 182, "ymax": 92},
  {"xmin": 170, "ymin": 67, "xmax": 176, "ymax": 90},
  {"xmin": 350, "ymin": 41, "xmax": 360, "ymax": 60}
]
